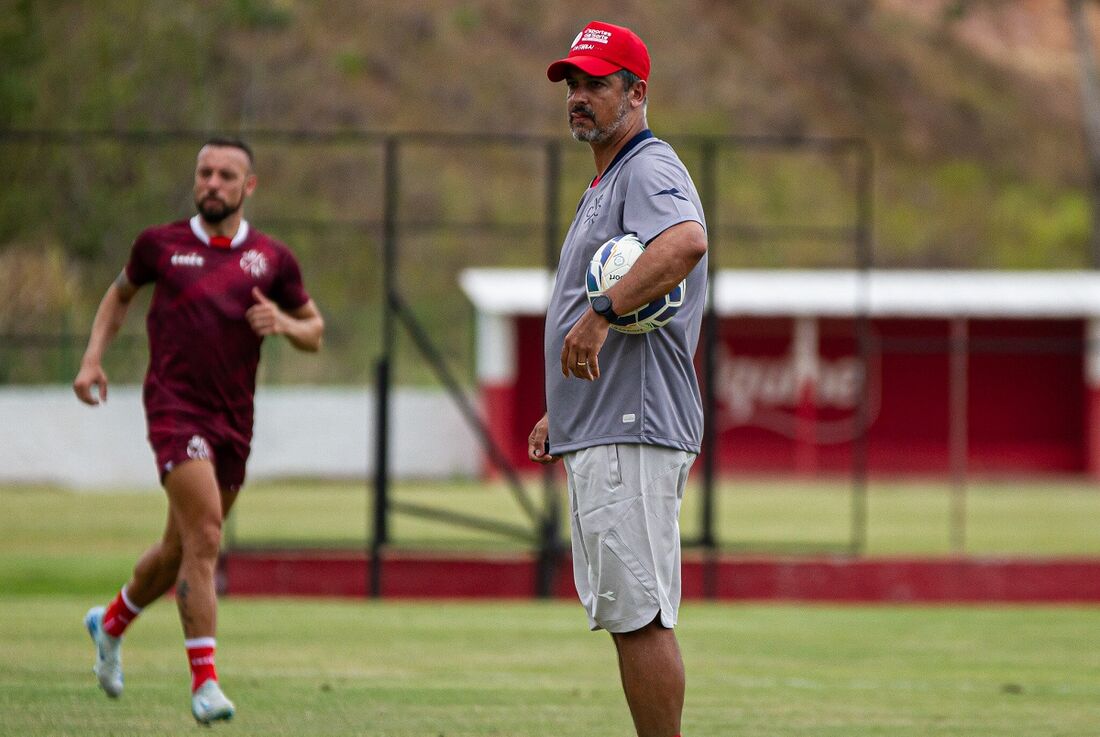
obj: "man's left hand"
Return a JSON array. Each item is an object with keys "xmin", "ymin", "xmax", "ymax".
[
  {"xmin": 246, "ymin": 287, "xmax": 285, "ymax": 337},
  {"xmin": 560, "ymin": 308, "xmax": 611, "ymax": 381}
]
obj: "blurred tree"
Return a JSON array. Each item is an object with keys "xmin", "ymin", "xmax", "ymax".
[
  {"xmin": 1067, "ymin": 0, "xmax": 1100, "ymax": 267},
  {"xmin": 0, "ymin": 0, "xmax": 42, "ymax": 127}
]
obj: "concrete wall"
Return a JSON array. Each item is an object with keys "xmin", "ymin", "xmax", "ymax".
[{"xmin": 0, "ymin": 386, "xmax": 479, "ymax": 490}]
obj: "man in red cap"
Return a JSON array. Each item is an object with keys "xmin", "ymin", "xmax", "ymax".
[{"xmin": 532, "ymin": 20, "xmax": 709, "ymax": 737}]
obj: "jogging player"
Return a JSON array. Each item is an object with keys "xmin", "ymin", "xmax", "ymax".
[
  {"xmin": 73, "ymin": 137, "xmax": 324, "ymax": 724},
  {"xmin": 527, "ymin": 21, "xmax": 708, "ymax": 737}
]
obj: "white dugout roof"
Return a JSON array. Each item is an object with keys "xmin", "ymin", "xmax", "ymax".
[{"xmin": 459, "ymin": 269, "xmax": 1100, "ymax": 319}]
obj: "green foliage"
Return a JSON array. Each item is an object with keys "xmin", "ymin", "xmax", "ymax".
[
  {"xmin": 334, "ymin": 49, "xmax": 367, "ymax": 77},
  {"xmin": 0, "ymin": 0, "xmax": 43, "ymax": 126},
  {"xmin": 451, "ymin": 4, "xmax": 482, "ymax": 33},
  {"xmin": 2, "ymin": 2, "xmax": 1098, "ymax": 384},
  {"xmin": 224, "ymin": 0, "xmax": 293, "ymax": 30}
]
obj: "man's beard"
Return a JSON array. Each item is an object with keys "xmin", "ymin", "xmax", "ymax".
[
  {"xmin": 195, "ymin": 193, "xmax": 243, "ymax": 224},
  {"xmin": 570, "ymin": 95, "xmax": 631, "ymax": 144}
]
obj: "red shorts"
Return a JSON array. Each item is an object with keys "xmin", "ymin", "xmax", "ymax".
[{"xmin": 148, "ymin": 416, "xmax": 251, "ymax": 492}]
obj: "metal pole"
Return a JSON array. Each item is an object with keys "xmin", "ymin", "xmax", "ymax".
[
  {"xmin": 370, "ymin": 137, "xmax": 399, "ymax": 598},
  {"xmin": 1067, "ymin": 0, "xmax": 1100, "ymax": 267},
  {"xmin": 537, "ymin": 140, "xmax": 563, "ymax": 598},
  {"xmin": 699, "ymin": 140, "xmax": 720, "ymax": 599},
  {"xmin": 949, "ymin": 317, "xmax": 969, "ymax": 554},
  {"xmin": 850, "ymin": 141, "xmax": 874, "ymax": 556}
]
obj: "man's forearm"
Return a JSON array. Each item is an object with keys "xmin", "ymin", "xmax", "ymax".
[
  {"xmin": 281, "ymin": 315, "xmax": 324, "ymax": 352},
  {"xmin": 604, "ymin": 222, "xmax": 707, "ymax": 315},
  {"xmin": 81, "ymin": 286, "xmax": 132, "ymax": 366}
]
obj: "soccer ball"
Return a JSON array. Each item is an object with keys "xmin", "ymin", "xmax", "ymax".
[{"xmin": 586, "ymin": 233, "xmax": 685, "ymax": 334}]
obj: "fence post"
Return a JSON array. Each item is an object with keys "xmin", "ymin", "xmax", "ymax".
[
  {"xmin": 370, "ymin": 136, "xmax": 399, "ymax": 598},
  {"xmin": 949, "ymin": 317, "xmax": 969, "ymax": 554},
  {"xmin": 536, "ymin": 140, "xmax": 564, "ymax": 598},
  {"xmin": 698, "ymin": 140, "xmax": 720, "ymax": 598},
  {"xmin": 850, "ymin": 141, "xmax": 874, "ymax": 556}
]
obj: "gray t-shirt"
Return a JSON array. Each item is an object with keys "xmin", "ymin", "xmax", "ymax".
[{"xmin": 544, "ymin": 131, "xmax": 708, "ymax": 455}]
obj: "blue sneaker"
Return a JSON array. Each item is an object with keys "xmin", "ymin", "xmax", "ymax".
[
  {"xmin": 191, "ymin": 679, "xmax": 235, "ymax": 724},
  {"xmin": 84, "ymin": 606, "xmax": 123, "ymax": 698}
]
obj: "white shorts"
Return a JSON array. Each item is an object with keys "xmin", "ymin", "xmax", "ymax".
[{"xmin": 563, "ymin": 443, "xmax": 696, "ymax": 633}]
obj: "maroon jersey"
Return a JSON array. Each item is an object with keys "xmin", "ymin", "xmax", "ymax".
[{"xmin": 126, "ymin": 217, "xmax": 310, "ymax": 445}]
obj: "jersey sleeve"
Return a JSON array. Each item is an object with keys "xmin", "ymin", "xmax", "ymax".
[
  {"xmin": 124, "ymin": 230, "xmax": 160, "ymax": 286},
  {"xmin": 621, "ymin": 149, "xmax": 705, "ymax": 246},
  {"xmin": 270, "ymin": 248, "xmax": 310, "ymax": 311}
]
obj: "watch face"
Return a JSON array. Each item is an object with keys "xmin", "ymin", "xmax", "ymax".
[{"xmin": 592, "ymin": 295, "xmax": 611, "ymax": 313}]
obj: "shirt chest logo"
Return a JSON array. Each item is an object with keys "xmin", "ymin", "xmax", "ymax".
[
  {"xmin": 583, "ymin": 194, "xmax": 604, "ymax": 227},
  {"xmin": 170, "ymin": 252, "xmax": 205, "ymax": 268},
  {"xmin": 239, "ymin": 249, "xmax": 268, "ymax": 278}
]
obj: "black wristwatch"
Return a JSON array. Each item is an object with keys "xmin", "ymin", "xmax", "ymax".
[{"xmin": 591, "ymin": 294, "xmax": 618, "ymax": 322}]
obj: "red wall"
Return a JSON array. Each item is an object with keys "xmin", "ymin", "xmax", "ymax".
[{"xmin": 487, "ymin": 315, "xmax": 1087, "ymax": 476}]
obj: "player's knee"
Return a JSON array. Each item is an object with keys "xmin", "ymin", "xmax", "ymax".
[{"xmin": 183, "ymin": 518, "xmax": 223, "ymax": 560}]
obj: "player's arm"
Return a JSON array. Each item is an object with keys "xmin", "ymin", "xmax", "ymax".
[
  {"xmin": 603, "ymin": 220, "xmax": 707, "ymax": 315},
  {"xmin": 73, "ymin": 270, "xmax": 141, "ymax": 406},
  {"xmin": 246, "ymin": 288, "xmax": 325, "ymax": 352},
  {"xmin": 527, "ymin": 412, "xmax": 560, "ymax": 464},
  {"xmin": 560, "ymin": 221, "xmax": 707, "ymax": 381}
]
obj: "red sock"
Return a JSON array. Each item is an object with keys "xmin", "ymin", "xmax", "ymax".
[
  {"xmin": 102, "ymin": 587, "xmax": 142, "ymax": 638},
  {"xmin": 185, "ymin": 638, "xmax": 218, "ymax": 692}
]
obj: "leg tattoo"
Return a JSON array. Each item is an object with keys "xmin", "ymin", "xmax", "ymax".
[{"xmin": 176, "ymin": 579, "xmax": 194, "ymax": 630}]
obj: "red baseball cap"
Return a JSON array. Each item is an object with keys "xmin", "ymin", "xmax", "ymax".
[{"xmin": 546, "ymin": 21, "xmax": 650, "ymax": 82}]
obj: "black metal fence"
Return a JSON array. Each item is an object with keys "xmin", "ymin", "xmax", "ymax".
[
  {"xmin": 0, "ymin": 129, "xmax": 873, "ymax": 597},
  {"xmin": 357, "ymin": 132, "xmax": 873, "ymax": 596}
]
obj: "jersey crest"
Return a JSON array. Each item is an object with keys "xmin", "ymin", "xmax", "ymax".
[{"xmin": 239, "ymin": 249, "xmax": 269, "ymax": 278}]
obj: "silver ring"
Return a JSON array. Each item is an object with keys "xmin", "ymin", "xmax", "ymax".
[{"xmin": 577, "ymin": 361, "xmax": 587, "ymax": 365}]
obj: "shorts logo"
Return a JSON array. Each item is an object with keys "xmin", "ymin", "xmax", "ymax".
[
  {"xmin": 239, "ymin": 249, "xmax": 268, "ymax": 278},
  {"xmin": 186, "ymin": 435, "xmax": 210, "ymax": 461},
  {"xmin": 598, "ymin": 590, "xmax": 616, "ymax": 602}
]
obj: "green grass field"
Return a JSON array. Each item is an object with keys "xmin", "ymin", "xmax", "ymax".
[
  {"xmin": 233, "ymin": 477, "xmax": 1100, "ymax": 556},
  {"xmin": 1, "ymin": 597, "xmax": 1098, "ymax": 736},
  {"xmin": 3, "ymin": 480, "xmax": 1099, "ymax": 736},
  {"xmin": 5, "ymin": 479, "xmax": 1099, "ymax": 594}
]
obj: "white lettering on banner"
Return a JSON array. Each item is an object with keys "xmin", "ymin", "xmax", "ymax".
[{"xmin": 715, "ymin": 344, "xmax": 880, "ymax": 444}]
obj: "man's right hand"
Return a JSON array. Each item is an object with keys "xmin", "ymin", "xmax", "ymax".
[
  {"xmin": 527, "ymin": 413, "xmax": 560, "ymax": 464},
  {"xmin": 73, "ymin": 363, "xmax": 109, "ymax": 406}
]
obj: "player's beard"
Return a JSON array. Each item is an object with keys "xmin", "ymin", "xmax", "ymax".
[
  {"xmin": 196, "ymin": 191, "xmax": 244, "ymax": 225},
  {"xmin": 570, "ymin": 94, "xmax": 631, "ymax": 144}
]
